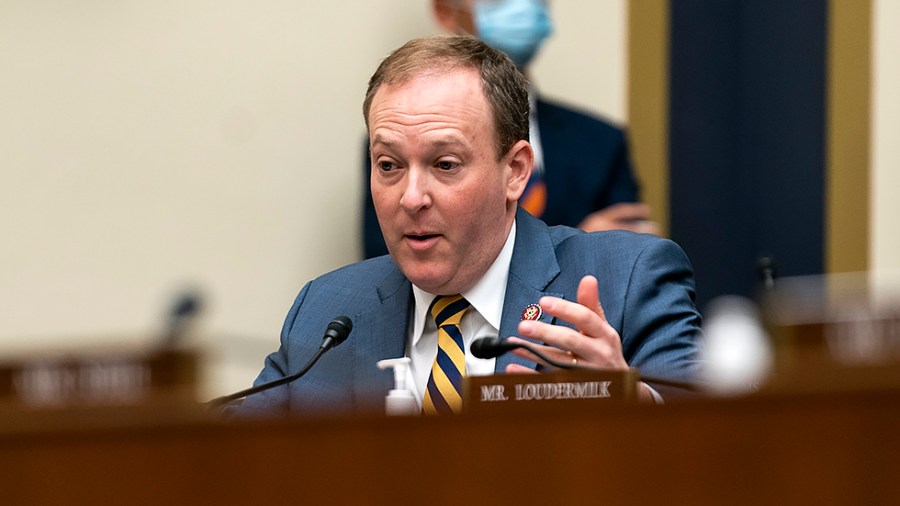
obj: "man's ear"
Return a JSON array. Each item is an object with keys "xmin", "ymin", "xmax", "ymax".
[{"xmin": 505, "ymin": 139, "xmax": 534, "ymax": 202}]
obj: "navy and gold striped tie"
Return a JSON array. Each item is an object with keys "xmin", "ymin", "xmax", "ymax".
[{"xmin": 422, "ymin": 295, "xmax": 471, "ymax": 415}]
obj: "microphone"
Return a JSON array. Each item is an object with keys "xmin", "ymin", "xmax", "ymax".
[
  {"xmin": 162, "ymin": 289, "xmax": 203, "ymax": 347},
  {"xmin": 470, "ymin": 336, "xmax": 519, "ymax": 359},
  {"xmin": 208, "ymin": 316, "xmax": 353, "ymax": 409},
  {"xmin": 757, "ymin": 255, "xmax": 777, "ymax": 291},
  {"xmin": 470, "ymin": 336, "xmax": 702, "ymax": 392},
  {"xmin": 471, "ymin": 336, "xmax": 575, "ymax": 369},
  {"xmin": 320, "ymin": 315, "xmax": 352, "ymax": 351}
]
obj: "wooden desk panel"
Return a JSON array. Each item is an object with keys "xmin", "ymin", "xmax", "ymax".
[{"xmin": 1, "ymin": 389, "xmax": 899, "ymax": 505}]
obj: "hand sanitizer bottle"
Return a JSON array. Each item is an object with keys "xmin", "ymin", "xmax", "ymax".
[{"xmin": 376, "ymin": 357, "xmax": 419, "ymax": 416}]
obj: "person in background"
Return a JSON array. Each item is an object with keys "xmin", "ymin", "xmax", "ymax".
[
  {"xmin": 362, "ymin": 0, "xmax": 656, "ymax": 259},
  {"xmin": 236, "ymin": 34, "xmax": 700, "ymax": 417}
]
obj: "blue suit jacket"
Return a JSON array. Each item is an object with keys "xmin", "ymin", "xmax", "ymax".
[
  {"xmin": 239, "ymin": 208, "xmax": 702, "ymax": 417},
  {"xmin": 362, "ymin": 97, "xmax": 639, "ymax": 258}
]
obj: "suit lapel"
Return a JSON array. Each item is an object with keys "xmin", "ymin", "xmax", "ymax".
[
  {"xmin": 350, "ymin": 264, "xmax": 412, "ymax": 407},
  {"xmin": 495, "ymin": 208, "xmax": 564, "ymax": 372}
]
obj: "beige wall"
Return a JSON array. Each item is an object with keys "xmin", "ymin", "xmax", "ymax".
[
  {"xmin": 0, "ymin": 1, "xmax": 627, "ymax": 398},
  {"xmin": 534, "ymin": 1, "xmax": 627, "ymax": 122},
  {"xmin": 871, "ymin": 0, "xmax": 900, "ymax": 276}
]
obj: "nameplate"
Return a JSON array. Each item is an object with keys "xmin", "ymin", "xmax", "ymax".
[
  {"xmin": 463, "ymin": 368, "xmax": 639, "ymax": 414},
  {"xmin": 0, "ymin": 349, "xmax": 198, "ymax": 410},
  {"xmin": 762, "ymin": 273, "xmax": 900, "ymax": 393}
]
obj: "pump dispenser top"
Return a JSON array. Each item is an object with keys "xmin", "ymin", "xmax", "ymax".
[{"xmin": 376, "ymin": 357, "xmax": 419, "ymax": 416}]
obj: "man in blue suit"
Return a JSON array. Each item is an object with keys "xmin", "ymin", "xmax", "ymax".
[
  {"xmin": 362, "ymin": 0, "xmax": 655, "ymax": 259},
  {"xmin": 239, "ymin": 34, "xmax": 701, "ymax": 417}
]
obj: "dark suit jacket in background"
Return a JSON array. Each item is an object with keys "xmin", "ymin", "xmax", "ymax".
[
  {"xmin": 239, "ymin": 209, "xmax": 701, "ymax": 418},
  {"xmin": 362, "ymin": 97, "xmax": 640, "ymax": 258}
]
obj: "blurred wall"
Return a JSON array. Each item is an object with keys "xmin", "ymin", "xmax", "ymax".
[
  {"xmin": 0, "ymin": 1, "xmax": 627, "ymax": 398},
  {"xmin": 872, "ymin": 0, "xmax": 900, "ymax": 275}
]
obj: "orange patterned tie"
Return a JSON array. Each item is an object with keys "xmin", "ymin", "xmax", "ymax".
[{"xmin": 520, "ymin": 172, "xmax": 547, "ymax": 218}]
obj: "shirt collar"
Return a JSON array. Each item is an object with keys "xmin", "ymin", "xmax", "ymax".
[{"xmin": 411, "ymin": 221, "xmax": 517, "ymax": 344}]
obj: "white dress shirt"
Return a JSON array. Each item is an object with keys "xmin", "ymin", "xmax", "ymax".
[{"xmin": 406, "ymin": 222, "xmax": 517, "ymax": 407}]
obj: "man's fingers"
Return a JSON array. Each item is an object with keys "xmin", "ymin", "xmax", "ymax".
[
  {"xmin": 531, "ymin": 277, "xmax": 610, "ymax": 341},
  {"xmin": 508, "ymin": 337, "xmax": 574, "ymax": 368},
  {"xmin": 603, "ymin": 202, "xmax": 652, "ymax": 221},
  {"xmin": 509, "ymin": 275, "xmax": 626, "ymax": 370},
  {"xmin": 621, "ymin": 220, "xmax": 659, "ymax": 235},
  {"xmin": 505, "ymin": 363, "xmax": 538, "ymax": 374},
  {"xmin": 517, "ymin": 319, "xmax": 592, "ymax": 355},
  {"xmin": 576, "ymin": 275, "xmax": 605, "ymax": 321}
]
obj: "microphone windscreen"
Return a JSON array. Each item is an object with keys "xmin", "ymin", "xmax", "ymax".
[
  {"xmin": 471, "ymin": 336, "xmax": 515, "ymax": 359},
  {"xmin": 325, "ymin": 316, "xmax": 353, "ymax": 346},
  {"xmin": 163, "ymin": 289, "xmax": 203, "ymax": 347},
  {"xmin": 171, "ymin": 291, "xmax": 201, "ymax": 319}
]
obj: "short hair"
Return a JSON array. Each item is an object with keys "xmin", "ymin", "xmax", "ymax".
[{"xmin": 363, "ymin": 33, "xmax": 530, "ymax": 161}]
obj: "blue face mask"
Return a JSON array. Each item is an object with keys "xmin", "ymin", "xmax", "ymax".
[{"xmin": 473, "ymin": 0, "xmax": 553, "ymax": 69}]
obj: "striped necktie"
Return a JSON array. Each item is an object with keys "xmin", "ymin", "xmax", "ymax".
[{"xmin": 422, "ymin": 295, "xmax": 471, "ymax": 415}]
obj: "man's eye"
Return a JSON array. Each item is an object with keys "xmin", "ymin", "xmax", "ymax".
[
  {"xmin": 378, "ymin": 161, "xmax": 397, "ymax": 171},
  {"xmin": 435, "ymin": 160, "xmax": 459, "ymax": 171}
]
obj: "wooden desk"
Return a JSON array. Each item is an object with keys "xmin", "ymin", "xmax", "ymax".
[{"xmin": 2, "ymin": 388, "xmax": 899, "ymax": 505}]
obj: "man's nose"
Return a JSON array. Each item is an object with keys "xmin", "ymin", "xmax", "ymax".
[{"xmin": 399, "ymin": 168, "xmax": 433, "ymax": 212}]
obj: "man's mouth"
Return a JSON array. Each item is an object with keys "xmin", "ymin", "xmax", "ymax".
[
  {"xmin": 404, "ymin": 232, "xmax": 441, "ymax": 249},
  {"xmin": 406, "ymin": 232, "xmax": 439, "ymax": 241}
]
